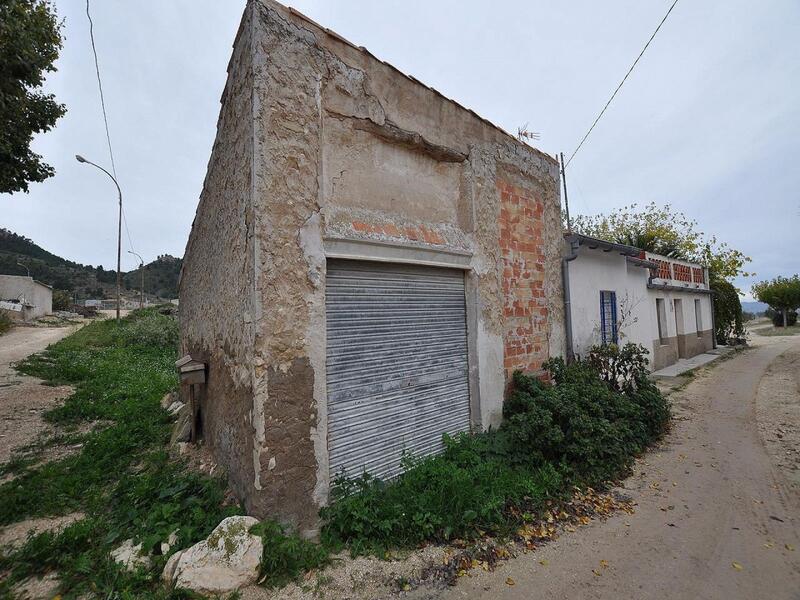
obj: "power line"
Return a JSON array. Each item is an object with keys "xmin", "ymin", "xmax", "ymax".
[
  {"xmin": 565, "ymin": 0, "xmax": 680, "ymax": 168},
  {"xmin": 86, "ymin": 0, "xmax": 137, "ymax": 258}
]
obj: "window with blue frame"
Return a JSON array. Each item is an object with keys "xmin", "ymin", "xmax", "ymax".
[{"xmin": 600, "ymin": 290, "xmax": 618, "ymax": 345}]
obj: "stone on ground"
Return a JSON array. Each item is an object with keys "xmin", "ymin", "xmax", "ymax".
[
  {"xmin": 110, "ymin": 538, "xmax": 151, "ymax": 571},
  {"xmin": 163, "ymin": 515, "xmax": 262, "ymax": 595}
]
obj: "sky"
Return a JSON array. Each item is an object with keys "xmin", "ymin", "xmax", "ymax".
[{"xmin": 2, "ymin": 1, "xmax": 798, "ymax": 300}]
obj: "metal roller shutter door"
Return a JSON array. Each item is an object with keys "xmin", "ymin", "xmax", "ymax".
[{"xmin": 326, "ymin": 259, "xmax": 471, "ymax": 480}]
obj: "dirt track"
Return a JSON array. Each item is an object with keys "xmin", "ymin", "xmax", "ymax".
[
  {"xmin": 0, "ymin": 325, "xmax": 78, "ymax": 464},
  {"xmin": 427, "ymin": 336, "xmax": 800, "ymax": 600}
]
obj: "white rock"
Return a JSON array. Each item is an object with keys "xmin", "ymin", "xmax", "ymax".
[
  {"xmin": 162, "ymin": 549, "xmax": 184, "ymax": 583},
  {"xmin": 164, "ymin": 516, "xmax": 262, "ymax": 595},
  {"xmin": 161, "ymin": 529, "xmax": 180, "ymax": 555},
  {"xmin": 111, "ymin": 538, "xmax": 151, "ymax": 571}
]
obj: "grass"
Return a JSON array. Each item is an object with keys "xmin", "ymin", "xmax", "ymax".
[
  {"xmin": 0, "ymin": 308, "xmax": 241, "ymax": 598},
  {"xmin": 0, "ymin": 316, "xmax": 672, "ymax": 597},
  {"xmin": 754, "ymin": 324, "xmax": 800, "ymax": 337}
]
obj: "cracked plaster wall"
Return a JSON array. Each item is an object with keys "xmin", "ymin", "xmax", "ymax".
[{"xmin": 181, "ymin": 0, "xmax": 565, "ymax": 534}]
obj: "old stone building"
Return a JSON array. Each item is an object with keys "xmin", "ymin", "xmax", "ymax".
[{"xmin": 179, "ymin": 0, "xmax": 564, "ymax": 534}]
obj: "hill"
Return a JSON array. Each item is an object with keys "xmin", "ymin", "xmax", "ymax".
[
  {"xmin": 0, "ymin": 228, "xmax": 181, "ymax": 301},
  {"xmin": 123, "ymin": 255, "xmax": 182, "ymax": 299},
  {"xmin": 741, "ymin": 301, "xmax": 769, "ymax": 314}
]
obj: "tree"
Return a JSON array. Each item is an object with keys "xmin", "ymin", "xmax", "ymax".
[
  {"xmin": 710, "ymin": 277, "xmax": 744, "ymax": 344},
  {"xmin": 570, "ymin": 202, "xmax": 752, "ymax": 280},
  {"xmin": 0, "ymin": 0, "xmax": 65, "ymax": 193},
  {"xmin": 52, "ymin": 288, "xmax": 70, "ymax": 311},
  {"xmin": 752, "ymin": 275, "xmax": 800, "ymax": 328}
]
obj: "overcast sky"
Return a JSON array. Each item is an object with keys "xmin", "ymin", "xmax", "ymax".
[{"xmin": 3, "ymin": 0, "xmax": 798, "ymax": 300}]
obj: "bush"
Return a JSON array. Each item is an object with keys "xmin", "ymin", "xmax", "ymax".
[
  {"xmin": 321, "ymin": 353, "xmax": 670, "ymax": 553},
  {"xmin": 251, "ymin": 521, "xmax": 330, "ymax": 587},
  {"xmin": 772, "ymin": 310, "xmax": 798, "ymax": 327},
  {"xmin": 113, "ymin": 307, "xmax": 178, "ymax": 348},
  {"xmin": 711, "ymin": 277, "xmax": 744, "ymax": 344},
  {"xmin": 52, "ymin": 289, "xmax": 72, "ymax": 311}
]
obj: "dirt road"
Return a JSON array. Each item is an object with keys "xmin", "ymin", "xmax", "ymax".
[
  {"xmin": 0, "ymin": 326, "xmax": 78, "ymax": 464},
  {"xmin": 427, "ymin": 337, "xmax": 800, "ymax": 600}
]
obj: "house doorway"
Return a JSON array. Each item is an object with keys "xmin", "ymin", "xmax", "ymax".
[{"xmin": 674, "ymin": 299, "xmax": 687, "ymax": 358}]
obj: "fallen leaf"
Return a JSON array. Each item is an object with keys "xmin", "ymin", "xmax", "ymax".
[
  {"xmin": 539, "ymin": 559, "xmax": 549, "ymax": 566},
  {"xmin": 732, "ymin": 562, "xmax": 743, "ymax": 571},
  {"xmin": 402, "ymin": 584, "xmax": 411, "ymax": 591},
  {"xmin": 592, "ymin": 569, "xmax": 602, "ymax": 576},
  {"xmin": 600, "ymin": 560, "xmax": 609, "ymax": 569},
  {"xmin": 763, "ymin": 542, "xmax": 774, "ymax": 549},
  {"xmin": 786, "ymin": 544, "xmax": 795, "ymax": 552},
  {"xmin": 506, "ymin": 577, "xmax": 516, "ymax": 586}
]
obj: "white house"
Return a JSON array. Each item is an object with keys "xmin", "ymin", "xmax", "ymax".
[
  {"xmin": 563, "ymin": 234, "xmax": 714, "ymax": 371},
  {"xmin": 0, "ymin": 275, "xmax": 53, "ymax": 322}
]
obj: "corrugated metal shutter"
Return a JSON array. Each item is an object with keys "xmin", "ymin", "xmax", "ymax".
[{"xmin": 326, "ymin": 259, "xmax": 471, "ymax": 481}]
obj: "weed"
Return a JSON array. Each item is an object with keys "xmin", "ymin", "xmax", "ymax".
[
  {"xmin": 250, "ymin": 521, "xmax": 330, "ymax": 588},
  {"xmin": 0, "ymin": 308, "xmax": 239, "ymax": 598},
  {"xmin": 321, "ymin": 351, "xmax": 670, "ymax": 554}
]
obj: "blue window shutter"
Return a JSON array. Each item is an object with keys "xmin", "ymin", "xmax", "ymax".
[
  {"xmin": 600, "ymin": 292, "xmax": 607, "ymax": 344},
  {"xmin": 611, "ymin": 291, "xmax": 618, "ymax": 344}
]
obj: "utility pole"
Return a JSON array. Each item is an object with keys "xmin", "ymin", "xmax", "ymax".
[
  {"xmin": 559, "ymin": 152, "xmax": 572, "ymax": 234},
  {"xmin": 128, "ymin": 250, "xmax": 145, "ymax": 309},
  {"xmin": 75, "ymin": 154, "xmax": 123, "ymax": 323}
]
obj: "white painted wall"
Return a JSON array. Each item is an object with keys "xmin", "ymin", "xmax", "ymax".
[
  {"xmin": 567, "ymin": 248, "xmax": 653, "ymax": 357},
  {"xmin": 0, "ymin": 275, "xmax": 52, "ymax": 320},
  {"xmin": 567, "ymin": 247, "xmax": 714, "ymax": 370}
]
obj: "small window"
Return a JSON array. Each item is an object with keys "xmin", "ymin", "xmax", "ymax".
[
  {"xmin": 656, "ymin": 298, "xmax": 668, "ymax": 344},
  {"xmin": 600, "ymin": 291, "xmax": 618, "ymax": 345},
  {"xmin": 695, "ymin": 299, "xmax": 702, "ymax": 337}
]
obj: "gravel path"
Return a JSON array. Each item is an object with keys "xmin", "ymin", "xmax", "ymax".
[
  {"xmin": 0, "ymin": 325, "xmax": 78, "ymax": 464},
  {"xmin": 426, "ymin": 337, "xmax": 800, "ymax": 600}
]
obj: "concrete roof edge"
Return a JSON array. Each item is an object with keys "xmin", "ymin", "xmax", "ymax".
[
  {"xmin": 259, "ymin": 0, "xmax": 558, "ymax": 166},
  {"xmin": 563, "ymin": 233, "xmax": 643, "ymax": 258}
]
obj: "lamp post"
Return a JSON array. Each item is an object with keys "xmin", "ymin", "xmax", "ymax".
[
  {"xmin": 128, "ymin": 250, "xmax": 144, "ymax": 309},
  {"xmin": 76, "ymin": 154, "xmax": 122, "ymax": 323},
  {"xmin": 16, "ymin": 262, "xmax": 30, "ymax": 278}
]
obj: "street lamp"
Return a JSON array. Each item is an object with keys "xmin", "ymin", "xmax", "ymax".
[
  {"xmin": 76, "ymin": 154, "xmax": 122, "ymax": 323},
  {"xmin": 128, "ymin": 250, "xmax": 145, "ymax": 309},
  {"xmin": 16, "ymin": 262, "xmax": 30, "ymax": 277}
]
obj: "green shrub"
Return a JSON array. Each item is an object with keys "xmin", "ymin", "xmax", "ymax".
[
  {"xmin": 251, "ymin": 521, "xmax": 330, "ymax": 587},
  {"xmin": 321, "ymin": 354, "xmax": 670, "ymax": 553},
  {"xmin": 772, "ymin": 310, "xmax": 798, "ymax": 327},
  {"xmin": 113, "ymin": 307, "xmax": 179, "ymax": 348}
]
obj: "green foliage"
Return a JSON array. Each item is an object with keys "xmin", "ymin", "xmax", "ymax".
[
  {"xmin": 0, "ymin": 311, "xmax": 240, "ymax": 598},
  {"xmin": 250, "ymin": 521, "xmax": 330, "ymax": 588},
  {"xmin": 772, "ymin": 310, "xmax": 797, "ymax": 328},
  {"xmin": 0, "ymin": 0, "xmax": 66, "ymax": 193},
  {"xmin": 584, "ymin": 342, "xmax": 650, "ymax": 393},
  {"xmin": 710, "ymin": 277, "xmax": 744, "ymax": 344},
  {"xmin": 753, "ymin": 275, "xmax": 800, "ymax": 327},
  {"xmin": 114, "ymin": 306, "xmax": 179, "ymax": 348},
  {"xmin": 0, "ymin": 310, "xmax": 11, "ymax": 334},
  {"xmin": 123, "ymin": 255, "xmax": 183, "ymax": 299},
  {"xmin": 321, "ymin": 358, "xmax": 669, "ymax": 554},
  {"xmin": 52, "ymin": 288, "xmax": 71, "ymax": 311},
  {"xmin": 571, "ymin": 202, "xmax": 752, "ymax": 280}
]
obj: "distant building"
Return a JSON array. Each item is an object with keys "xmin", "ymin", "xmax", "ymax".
[
  {"xmin": 0, "ymin": 275, "xmax": 53, "ymax": 321},
  {"xmin": 563, "ymin": 234, "xmax": 714, "ymax": 371}
]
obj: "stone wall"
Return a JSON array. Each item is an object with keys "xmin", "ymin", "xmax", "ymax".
[
  {"xmin": 182, "ymin": 0, "xmax": 565, "ymax": 535},
  {"xmin": 178, "ymin": 10, "xmax": 259, "ymax": 518}
]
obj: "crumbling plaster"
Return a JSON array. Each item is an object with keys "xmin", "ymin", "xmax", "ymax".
[{"xmin": 182, "ymin": 0, "xmax": 565, "ymax": 534}]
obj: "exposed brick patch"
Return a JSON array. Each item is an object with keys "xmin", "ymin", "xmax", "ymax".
[
  {"xmin": 498, "ymin": 180, "xmax": 549, "ymax": 378},
  {"xmin": 351, "ymin": 221, "xmax": 445, "ymax": 245}
]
